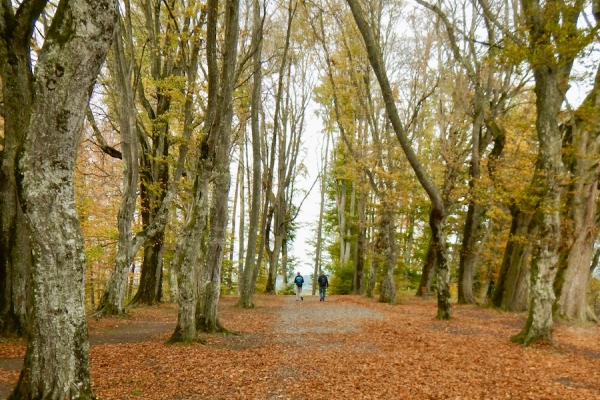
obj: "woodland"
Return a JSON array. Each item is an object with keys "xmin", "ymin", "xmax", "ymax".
[{"xmin": 0, "ymin": 0, "xmax": 600, "ymax": 398}]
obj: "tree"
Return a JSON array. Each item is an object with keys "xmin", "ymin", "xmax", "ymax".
[
  {"xmin": 346, "ymin": 0, "xmax": 452, "ymax": 318},
  {"xmin": 238, "ymin": 0, "xmax": 264, "ymax": 308},
  {"xmin": 170, "ymin": 0, "xmax": 240, "ymax": 341},
  {"xmin": 10, "ymin": 0, "xmax": 117, "ymax": 397},
  {"xmin": 554, "ymin": 27, "xmax": 600, "ymax": 322},
  {"xmin": 510, "ymin": 0, "xmax": 588, "ymax": 345},
  {"xmin": 0, "ymin": 0, "xmax": 46, "ymax": 337}
]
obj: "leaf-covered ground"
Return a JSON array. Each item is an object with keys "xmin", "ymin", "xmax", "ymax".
[{"xmin": 1, "ymin": 295, "xmax": 599, "ymax": 399}]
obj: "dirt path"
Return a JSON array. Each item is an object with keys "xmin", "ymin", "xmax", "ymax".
[{"xmin": 0, "ymin": 295, "xmax": 599, "ymax": 399}]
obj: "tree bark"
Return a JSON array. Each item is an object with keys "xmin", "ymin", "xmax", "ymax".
[
  {"xmin": 0, "ymin": 0, "xmax": 45, "ymax": 337},
  {"xmin": 511, "ymin": 72, "xmax": 568, "ymax": 345},
  {"xmin": 312, "ymin": 134, "xmax": 330, "ymax": 296},
  {"xmin": 238, "ymin": 0, "xmax": 264, "ymax": 308},
  {"xmin": 97, "ymin": 19, "xmax": 139, "ymax": 316},
  {"xmin": 353, "ymin": 193, "xmax": 367, "ymax": 295},
  {"xmin": 554, "ymin": 66, "xmax": 600, "ymax": 322},
  {"xmin": 170, "ymin": 0, "xmax": 223, "ymax": 342},
  {"xmin": 237, "ymin": 137, "xmax": 246, "ymax": 293},
  {"xmin": 416, "ymin": 238, "xmax": 437, "ymax": 297},
  {"xmin": 264, "ymin": 0, "xmax": 295, "ymax": 294},
  {"xmin": 493, "ymin": 206, "xmax": 535, "ymax": 311},
  {"xmin": 11, "ymin": 0, "xmax": 116, "ymax": 397},
  {"xmin": 196, "ymin": 0, "xmax": 240, "ymax": 333},
  {"xmin": 378, "ymin": 210, "xmax": 398, "ymax": 304}
]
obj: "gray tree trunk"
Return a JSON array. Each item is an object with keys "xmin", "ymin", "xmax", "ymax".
[
  {"xmin": 509, "ymin": 0, "xmax": 585, "ymax": 346},
  {"xmin": 170, "ymin": 0, "xmax": 223, "ymax": 342},
  {"xmin": 10, "ymin": 0, "xmax": 117, "ymax": 397},
  {"xmin": 238, "ymin": 0, "xmax": 264, "ymax": 308},
  {"xmin": 99, "ymin": 4, "xmax": 202, "ymax": 315},
  {"xmin": 98, "ymin": 19, "xmax": 139, "ymax": 316},
  {"xmin": 237, "ymin": 138, "xmax": 246, "ymax": 294},
  {"xmin": 0, "ymin": 0, "xmax": 44, "ymax": 337},
  {"xmin": 378, "ymin": 210, "xmax": 398, "ymax": 304},
  {"xmin": 313, "ymin": 134, "xmax": 330, "ymax": 296},
  {"xmin": 416, "ymin": 238, "xmax": 436, "ymax": 297},
  {"xmin": 511, "ymin": 74, "xmax": 567, "ymax": 345},
  {"xmin": 168, "ymin": 166, "xmax": 211, "ymax": 343},
  {"xmin": 493, "ymin": 207, "xmax": 535, "ymax": 311},
  {"xmin": 353, "ymin": 193, "xmax": 367, "ymax": 295},
  {"xmin": 196, "ymin": 0, "xmax": 240, "ymax": 333},
  {"xmin": 264, "ymin": 0, "xmax": 295, "ymax": 294},
  {"xmin": 554, "ymin": 62, "xmax": 600, "ymax": 322}
]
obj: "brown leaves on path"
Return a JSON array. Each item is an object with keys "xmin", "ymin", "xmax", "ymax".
[{"xmin": 0, "ymin": 295, "xmax": 599, "ymax": 399}]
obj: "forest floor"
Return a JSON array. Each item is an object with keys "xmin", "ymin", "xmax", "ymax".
[{"xmin": 0, "ymin": 294, "xmax": 599, "ymax": 399}]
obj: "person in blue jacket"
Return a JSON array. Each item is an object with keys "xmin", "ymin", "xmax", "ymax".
[
  {"xmin": 317, "ymin": 271, "xmax": 329, "ymax": 301},
  {"xmin": 294, "ymin": 272, "xmax": 304, "ymax": 301}
]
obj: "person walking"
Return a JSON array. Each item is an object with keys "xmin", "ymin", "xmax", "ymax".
[
  {"xmin": 317, "ymin": 271, "xmax": 329, "ymax": 301},
  {"xmin": 294, "ymin": 272, "xmax": 304, "ymax": 301}
]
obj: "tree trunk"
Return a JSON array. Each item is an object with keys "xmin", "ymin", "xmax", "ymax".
[
  {"xmin": 228, "ymin": 154, "xmax": 241, "ymax": 290},
  {"xmin": 168, "ymin": 167, "xmax": 211, "ymax": 344},
  {"xmin": 97, "ymin": 20, "xmax": 139, "ymax": 315},
  {"xmin": 0, "ymin": 2, "xmax": 40, "ymax": 337},
  {"xmin": 353, "ymin": 194, "xmax": 367, "ymax": 295},
  {"xmin": 197, "ymin": 0, "xmax": 240, "ymax": 333},
  {"xmin": 237, "ymin": 138, "xmax": 246, "ymax": 294},
  {"xmin": 336, "ymin": 181, "xmax": 348, "ymax": 265},
  {"xmin": 313, "ymin": 134, "xmax": 329, "ymax": 296},
  {"xmin": 238, "ymin": 0, "xmax": 264, "ymax": 308},
  {"xmin": 378, "ymin": 210, "xmax": 398, "ymax": 304},
  {"xmin": 10, "ymin": 1, "xmax": 116, "ymax": 397},
  {"xmin": 404, "ymin": 211, "xmax": 415, "ymax": 267},
  {"xmin": 457, "ymin": 202, "xmax": 481, "ymax": 304},
  {"xmin": 492, "ymin": 206, "xmax": 535, "ymax": 310},
  {"xmin": 133, "ymin": 235, "xmax": 165, "ymax": 304},
  {"xmin": 553, "ymin": 51, "xmax": 600, "ymax": 322},
  {"xmin": 265, "ymin": 200, "xmax": 285, "ymax": 293},
  {"xmin": 512, "ymin": 69, "xmax": 567, "ymax": 345},
  {"xmin": 554, "ymin": 121, "xmax": 600, "ymax": 322},
  {"xmin": 416, "ymin": 237, "xmax": 436, "ymax": 296},
  {"xmin": 366, "ymin": 245, "xmax": 380, "ymax": 299},
  {"xmin": 430, "ymin": 210, "xmax": 452, "ymax": 319},
  {"xmin": 347, "ymin": 0, "xmax": 451, "ymax": 318}
]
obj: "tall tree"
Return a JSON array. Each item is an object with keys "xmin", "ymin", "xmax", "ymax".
[
  {"xmin": 510, "ymin": 0, "xmax": 587, "ymax": 345},
  {"xmin": 554, "ymin": 21, "xmax": 600, "ymax": 322},
  {"xmin": 346, "ymin": 0, "xmax": 452, "ymax": 318},
  {"xmin": 196, "ymin": 0, "xmax": 240, "ymax": 333},
  {"xmin": 238, "ymin": 0, "xmax": 264, "ymax": 307},
  {"xmin": 0, "ymin": 0, "xmax": 47, "ymax": 337},
  {"xmin": 170, "ymin": 0, "xmax": 240, "ymax": 341},
  {"xmin": 10, "ymin": 0, "xmax": 117, "ymax": 397}
]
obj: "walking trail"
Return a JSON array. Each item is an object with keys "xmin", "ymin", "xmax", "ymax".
[{"xmin": 0, "ymin": 294, "xmax": 599, "ymax": 399}]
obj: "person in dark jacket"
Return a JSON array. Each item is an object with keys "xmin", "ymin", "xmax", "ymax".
[
  {"xmin": 294, "ymin": 272, "xmax": 304, "ymax": 301},
  {"xmin": 317, "ymin": 271, "xmax": 329, "ymax": 301}
]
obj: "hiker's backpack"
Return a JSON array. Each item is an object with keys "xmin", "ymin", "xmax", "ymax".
[
  {"xmin": 294, "ymin": 276, "xmax": 303, "ymax": 286},
  {"xmin": 318, "ymin": 275, "xmax": 327, "ymax": 287}
]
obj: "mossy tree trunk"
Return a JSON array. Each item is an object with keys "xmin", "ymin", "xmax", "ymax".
[
  {"xmin": 378, "ymin": 210, "xmax": 398, "ymax": 304},
  {"xmin": 197, "ymin": 0, "xmax": 239, "ymax": 333},
  {"xmin": 512, "ymin": 0, "xmax": 583, "ymax": 345},
  {"xmin": 10, "ymin": 0, "xmax": 117, "ymax": 397},
  {"xmin": 0, "ymin": 0, "xmax": 44, "ymax": 338},
  {"xmin": 416, "ymin": 238, "xmax": 436, "ymax": 297},
  {"xmin": 237, "ymin": 0, "xmax": 264, "ymax": 308},
  {"xmin": 554, "ymin": 57, "xmax": 600, "ymax": 322},
  {"xmin": 97, "ymin": 17, "xmax": 139, "ymax": 317},
  {"xmin": 493, "ymin": 206, "xmax": 536, "ymax": 311}
]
